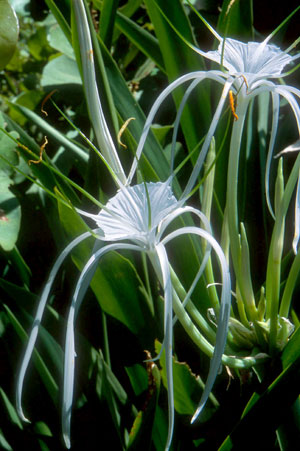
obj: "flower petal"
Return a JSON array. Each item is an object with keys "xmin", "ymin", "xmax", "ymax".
[
  {"xmin": 62, "ymin": 242, "xmax": 141, "ymax": 448},
  {"xmin": 161, "ymin": 226, "xmax": 231, "ymax": 423},
  {"xmin": 152, "ymin": 243, "xmax": 174, "ymax": 451},
  {"xmin": 16, "ymin": 230, "xmax": 97, "ymax": 423}
]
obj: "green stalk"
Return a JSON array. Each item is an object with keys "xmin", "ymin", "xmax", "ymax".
[
  {"xmin": 149, "ymin": 254, "xmax": 261, "ymax": 369},
  {"xmin": 279, "ymin": 251, "xmax": 300, "ymax": 318},
  {"xmin": 226, "ymin": 98, "xmax": 258, "ymax": 322},
  {"xmin": 266, "ymin": 159, "xmax": 285, "ymax": 354},
  {"xmin": 201, "ymin": 139, "xmax": 220, "ymax": 311},
  {"xmin": 266, "ymin": 154, "xmax": 300, "ymax": 353},
  {"xmin": 170, "ymin": 268, "xmax": 218, "ymax": 345},
  {"xmin": 171, "ymin": 282, "xmax": 265, "ymax": 369}
]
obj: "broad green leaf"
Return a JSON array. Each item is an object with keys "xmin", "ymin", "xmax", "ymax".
[
  {"xmin": 126, "ymin": 364, "xmax": 148, "ymax": 396},
  {"xmin": 0, "ymin": 174, "xmax": 21, "ymax": 251},
  {"xmin": 41, "ymin": 54, "xmax": 81, "ymax": 87},
  {"xmin": 27, "ymin": 26, "xmax": 51, "ymax": 61},
  {"xmin": 127, "ymin": 360, "xmax": 161, "ymax": 450},
  {"xmin": 0, "ymin": 0, "xmax": 19, "ymax": 70},
  {"xmin": 155, "ymin": 340, "xmax": 216, "ymax": 416},
  {"xmin": 47, "ymin": 22, "xmax": 75, "ymax": 58}
]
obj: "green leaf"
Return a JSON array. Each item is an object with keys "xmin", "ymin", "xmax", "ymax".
[
  {"xmin": 3, "ymin": 304, "xmax": 59, "ymax": 405},
  {"xmin": 99, "ymin": 0, "xmax": 119, "ymax": 49},
  {"xmin": 47, "ymin": 21, "xmax": 75, "ymax": 58},
  {"xmin": 144, "ymin": 0, "xmax": 211, "ymax": 154},
  {"xmin": 5, "ymin": 246, "xmax": 31, "ymax": 287},
  {"xmin": 115, "ymin": 11, "xmax": 165, "ymax": 72},
  {"xmin": 0, "ymin": 0, "xmax": 19, "ymax": 70},
  {"xmin": 127, "ymin": 359, "xmax": 161, "ymax": 450},
  {"xmin": 219, "ymin": 356, "xmax": 300, "ymax": 450},
  {"xmin": 0, "ymin": 387, "xmax": 23, "ymax": 429},
  {"xmin": 217, "ymin": 0, "xmax": 253, "ymax": 40},
  {"xmin": 41, "ymin": 54, "xmax": 81, "ymax": 87},
  {"xmin": 0, "ymin": 428, "xmax": 12, "ymax": 451},
  {"xmin": 281, "ymin": 326, "xmax": 300, "ymax": 369},
  {"xmin": 0, "ymin": 174, "xmax": 21, "ymax": 251},
  {"xmin": 155, "ymin": 340, "xmax": 216, "ymax": 417},
  {"xmin": 97, "ymin": 35, "xmax": 170, "ymax": 181},
  {"xmin": 44, "ymin": 0, "xmax": 71, "ymax": 44},
  {"xmin": 0, "ymin": 112, "xmax": 19, "ymax": 173}
]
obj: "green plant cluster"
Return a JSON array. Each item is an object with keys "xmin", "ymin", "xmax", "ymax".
[{"xmin": 0, "ymin": 0, "xmax": 300, "ymax": 450}]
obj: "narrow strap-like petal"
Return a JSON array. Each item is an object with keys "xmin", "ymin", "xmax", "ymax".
[
  {"xmin": 265, "ymin": 91, "xmax": 280, "ymax": 220},
  {"xmin": 170, "ymin": 78, "xmax": 204, "ymax": 174},
  {"xmin": 16, "ymin": 230, "xmax": 97, "ymax": 422},
  {"xmin": 151, "ymin": 244, "xmax": 174, "ymax": 451},
  {"xmin": 62, "ymin": 242, "xmax": 141, "ymax": 449},
  {"xmin": 127, "ymin": 71, "xmax": 227, "ymax": 185},
  {"xmin": 161, "ymin": 226, "xmax": 231, "ymax": 423},
  {"xmin": 293, "ymin": 171, "xmax": 300, "ymax": 254},
  {"xmin": 182, "ymin": 77, "xmax": 234, "ymax": 198}
]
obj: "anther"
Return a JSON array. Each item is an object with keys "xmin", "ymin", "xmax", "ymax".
[
  {"xmin": 229, "ymin": 90, "xmax": 238, "ymax": 121},
  {"xmin": 118, "ymin": 117, "xmax": 135, "ymax": 149},
  {"xmin": 28, "ymin": 136, "xmax": 48, "ymax": 165}
]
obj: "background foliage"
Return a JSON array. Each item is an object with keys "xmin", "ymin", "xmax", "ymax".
[{"xmin": 0, "ymin": 0, "xmax": 300, "ymax": 449}]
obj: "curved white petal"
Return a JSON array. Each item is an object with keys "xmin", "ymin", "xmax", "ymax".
[
  {"xmin": 170, "ymin": 78, "xmax": 204, "ymax": 173},
  {"xmin": 182, "ymin": 78, "xmax": 234, "ymax": 198},
  {"xmin": 62, "ymin": 242, "xmax": 142, "ymax": 449},
  {"xmin": 127, "ymin": 71, "xmax": 228, "ymax": 185},
  {"xmin": 161, "ymin": 226, "xmax": 231, "ymax": 422},
  {"xmin": 16, "ymin": 230, "xmax": 99, "ymax": 423},
  {"xmin": 265, "ymin": 92, "xmax": 280, "ymax": 220},
  {"xmin": 293, "ymin": 172, "xmax": 300, "ymax": 254},
  {"xmin": 153, "ymin": 243, "xmax": 174, "ymax": 451}
]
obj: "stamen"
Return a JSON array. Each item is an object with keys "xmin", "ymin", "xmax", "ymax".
[
  {"xmin": 28, "ymin": 136, "xmax": 48, "ymax": 165},
  {"xmin": 117, "ymin": 117, "xmax": 135, "ymax": 149},
  {"xmin": 41, "ymin": 90, "xmax": 57, "ymax": 116},
  {"xmin": 229, "ymin": 90, "xmax": 238, "ymax": 121}
]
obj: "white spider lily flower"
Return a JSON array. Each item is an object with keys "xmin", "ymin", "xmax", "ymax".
[
  {"xmin": 128, "ymin": 22, "xmax": 300, "ymax": 254},
  {"xmin": 16, "ymin": 178, "xmax": 231, "ymax": 451},
  {"xmin": 16, "ymin": 2, "xmax": 233, "ymax": 451}
]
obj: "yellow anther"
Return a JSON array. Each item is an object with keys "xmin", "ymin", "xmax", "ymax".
[
  {"xmin": 118, "ymin": 117, "xmax": 135, "ymax": 149},
  {"xmin": 229, "ymin": 90, "xmax": 238, "ymax": 121},
  {"xmin": 28, "ymin": 136, "xmax": 48, "ymax": 165}
]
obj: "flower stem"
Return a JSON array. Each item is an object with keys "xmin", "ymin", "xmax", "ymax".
[
  {"xmin": 266, "ymin": 153, "xmax": 300, "ymax": 353},
  {"xmin": 226, "ymin": 98, "xmax": 258, "ymax": 322}
]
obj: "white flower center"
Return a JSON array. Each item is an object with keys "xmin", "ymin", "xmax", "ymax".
[
  {"xmin": 205, "ymin": 38, "xmax": 293, "ymax": 85},
  {"xmin": 95, "ymin": 181, "xmax": 178, "ymax": 246}
]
